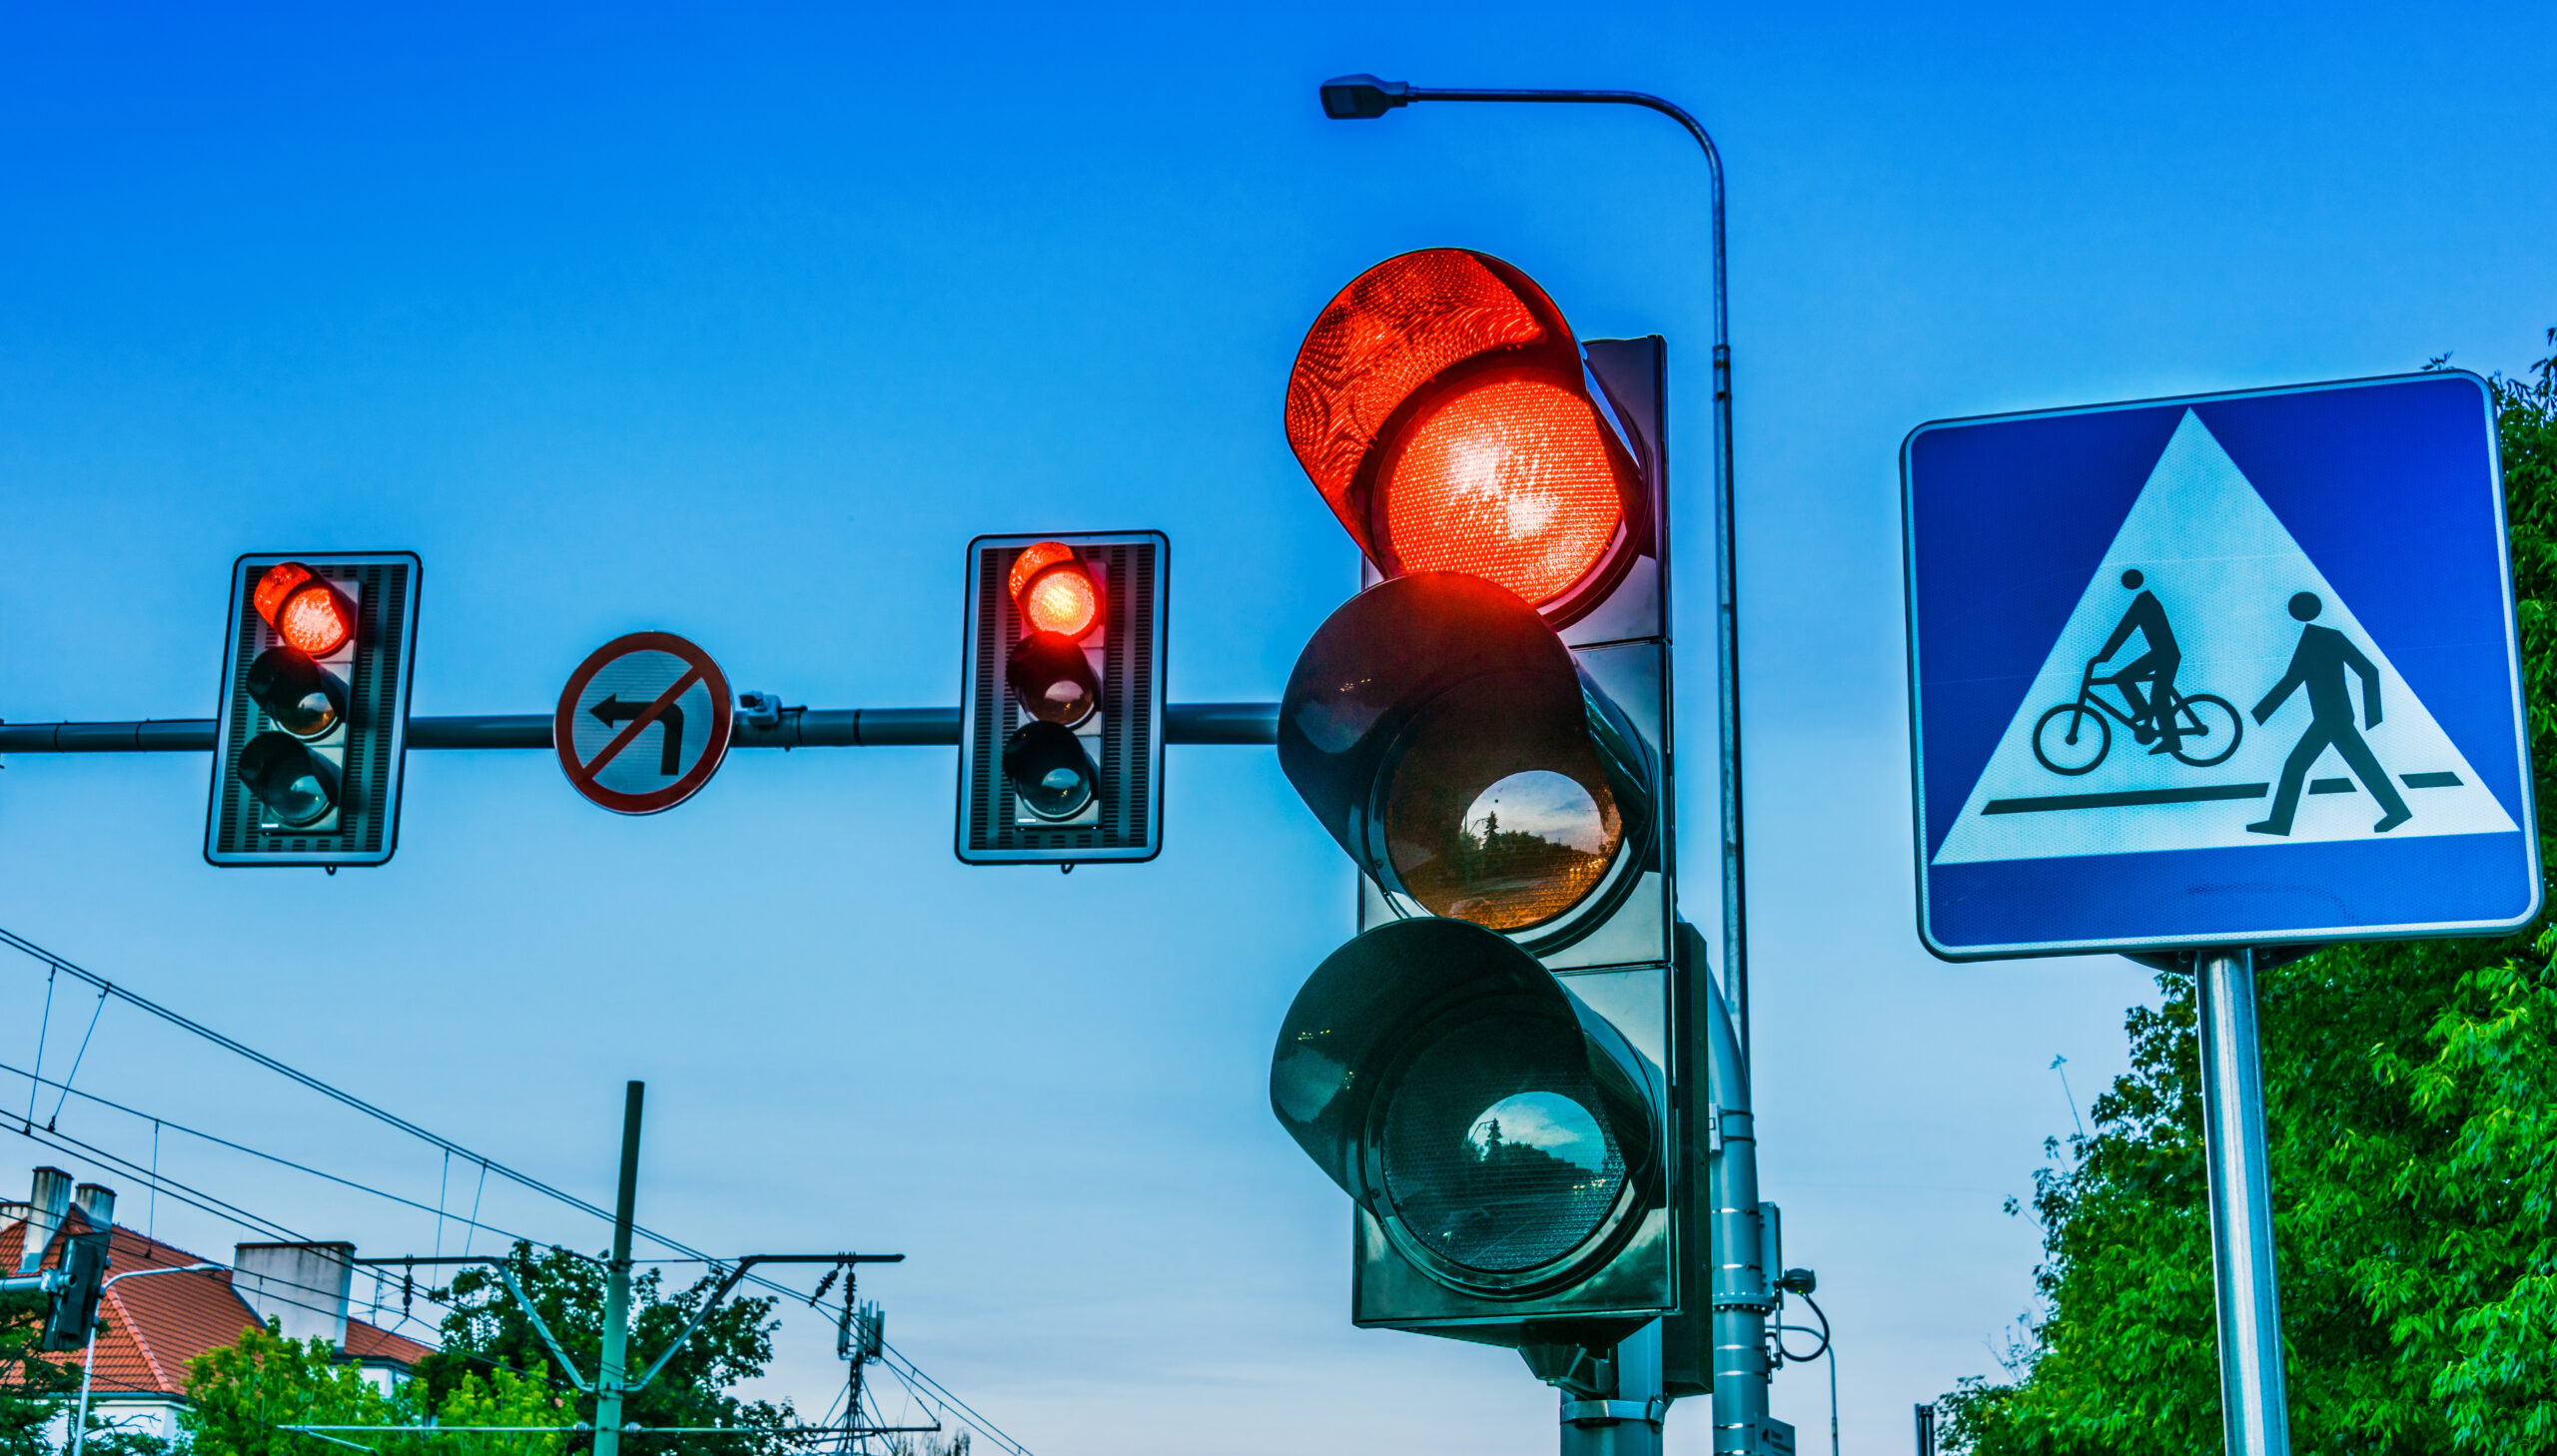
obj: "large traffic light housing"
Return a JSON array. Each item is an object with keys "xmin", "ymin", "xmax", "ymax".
[
  {"xmin": 207, "ymin": 552, "xmax": 421, "ymax": 867},
  {"xmin": 957, "ymin": 531, "xmax": 1167, "ymax": 864},
  {"xmin": 1269, "ymin": 248, "xmax": 1694, "ymax": 1365}
]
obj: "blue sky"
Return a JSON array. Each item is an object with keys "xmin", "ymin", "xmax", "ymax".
[{"xmin": 3, "ymin": 3, "xmax": 2552, "ymax": 1451}]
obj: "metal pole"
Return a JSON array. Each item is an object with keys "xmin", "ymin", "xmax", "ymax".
[
  {"xmin": 1558, "ymin": 1317, "xmax": 1664, "ymax": 1456},
  {"xmin": 2196, "ymin": 949, "xmax": 2292, "ymax": 1455},
  {"xmin": 1704, "ymin": 971, "xmax": 1770, "ymax": 1456},
  {"xmin": 0, "ymin": 701, "xmax": 1280, "ymax": 754},
  {"xmin": 70, "ymin": 1263, "xmax": 222, "ymax": 1455},
  {"xmin": 592, "ymin": 1082, "xmax": 645, "ymax": 1456},
  {"xmin": 1379, "ymin": 84, "xmax": 1749, "ymax": 1062}
]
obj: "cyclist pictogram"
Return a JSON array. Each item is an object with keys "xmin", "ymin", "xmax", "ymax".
[{"xmin": 2029, "ymin": 570, "xmax": 2241, "ymax": 776}]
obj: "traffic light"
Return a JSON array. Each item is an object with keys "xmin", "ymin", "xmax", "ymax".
[
  {"xmin": 957, "ymin": 531, "xmax": 1167, "ymax": 864},
  {"xmin": 42, "ymin": 1218, "xmax": 110, "ymax": 1352},
  {"xmin": 1267, "ymin": 248, "xmax": 1695, "ymax": 1369},
  {"xmin": 207, "ymin": 552, "xmax": 421, "ymax": 867}
]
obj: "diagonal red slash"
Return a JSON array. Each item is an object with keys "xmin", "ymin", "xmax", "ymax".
[{"xmin": 576, "ymin": 664, "xmax": 705, "ymax": 781}]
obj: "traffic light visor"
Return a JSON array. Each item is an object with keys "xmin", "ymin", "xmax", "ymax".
[
  {"xmin": 1006, "ymin": 630, "xmax": 1099, "ymax": 727},
  {"xmin": 238, "ymin": 731, "xmax": 342, "ymax": 827},
  {"xmin": 1002, "ymin": 720, "xmax": 1098, "ymax": 821},
  {"xmin": 1270, "ymin": 918, "xmax": 1659, "ymax": 1289},
  {"xmin": 254, "ymin": 562, "xmax": 357, "ymax": 656},
  {"xmin": 1285, "ymin": 250, "xmax": 1643, "ymax": 623},
  {"xmin": 1278, "ymin": 573, "xmax": 1654, "ymax": 944},
  {"xmin": 245, "ymin": 647, "xmax": 348, "ymax": 740}
]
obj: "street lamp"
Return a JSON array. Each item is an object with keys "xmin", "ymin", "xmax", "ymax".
[
  {"xmin": 68, "ymin": 1263, "xmax": 225, "ymax": 1456},
  {"xmin": 1315, "ymin": 75, "xmax": 1751, "ymax": 1066}
]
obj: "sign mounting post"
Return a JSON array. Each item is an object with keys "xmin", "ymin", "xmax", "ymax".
[{"xmin": 1904, "ymin": 370, "xmax": 2536, "ymax": 1456}]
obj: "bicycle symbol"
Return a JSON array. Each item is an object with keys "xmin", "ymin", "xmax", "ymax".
[{"xmin": 2032, "ymin": 659, "xmax": 2243, "ymax": 777}]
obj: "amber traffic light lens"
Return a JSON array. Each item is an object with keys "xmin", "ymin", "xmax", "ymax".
[
  {"xmin": 1007, "ymin": 630, "xmax": 1099, "ymax": 727},
  {"xmin": 238, "ymin": 730, "xmax": 342, "ymax": 827},
  {"xmin": 1377, "ymin": 377, "xmax": 1625, "ymax": 610},
  {"xmin": 1380, "ymin": 676, "xmax": 1624, "ymax": 932},
  {"xmin": 245, "ymin": 647, "xmax": 348, "ymax": 741}
]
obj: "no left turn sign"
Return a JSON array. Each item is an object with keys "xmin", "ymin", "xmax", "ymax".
[{"xmin": 554, "ymin": 631, "xmax": 734, "ymax": 815}]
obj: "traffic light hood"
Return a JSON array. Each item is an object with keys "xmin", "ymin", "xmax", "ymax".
[
  {"xmin": 1269, "ymin": 917, "xmax": 1661, "ymax": 1249},
  {"xmin": 1284, "ymin": 249, "xmax": 1648, "ymax": 625},
  {"xmin": 1278, "ymin": 572, "xmax": 1656, "ymax": 946}
]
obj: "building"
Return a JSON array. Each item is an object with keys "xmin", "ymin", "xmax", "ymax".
[{"xmin": 1, "ymin": 1165, "xmax": 435, "ymax": 1448}]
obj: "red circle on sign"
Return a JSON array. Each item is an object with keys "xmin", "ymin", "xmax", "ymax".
[{"xmin": 554, "ymin": 631, "xmax": 735, "ymax": 815}]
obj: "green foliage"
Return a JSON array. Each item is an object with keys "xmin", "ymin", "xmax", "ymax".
[
  {"xmin": 413, "ymin": 1242, "xmax": 792, "ymax": 1456},
  {"xmin": 1943, "ymin": 339, "xmax": 2557, "ymax": 1453},
  {"xmin": 0, "ymin": 1289, "xmax": 78, "ymax": 1456},
  {"xmin": 181, "ymin": 1319, "xmax": 567, "ymax": 1456}
]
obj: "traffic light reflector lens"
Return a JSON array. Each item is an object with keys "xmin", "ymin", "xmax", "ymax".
[
  {"xmin": 1002, "ymin": 720, "xmax": 1098, "ymax": 821},
  {"xmin": 1009, "ymin": 542, "xmax": 1102, "ymax": 639},
  {"xmin": 238, "ymin": 731, "xmax": 343, "ymax": 827},
  {"xmin": 1007, "ymin": 630, "xmax": 1100, "ymax": 726},
  {"xmin": 245, "ymin": 647, "xmax": 348, "ymax": 740},
  {"xmin": 1383, "ymin": 677, "xmax": 1626, "ymax": 931},
  {"xmin": 1380, "ymin": 377, "xmax": 1624, "ymax": 610},
  {"xmin": 275, "ymin": 579, "xmax": 356, "ymax": 656},
  {"xmin": 1379, "ymin": 1016, "xmax": 1628, "ymax": 1273}
]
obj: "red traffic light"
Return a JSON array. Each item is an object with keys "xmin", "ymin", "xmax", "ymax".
[
  {"xmin": 253, "ymin": 561, "xmax": 357, "ymax": 657},
  {"xmin": 1008, "ymin": 541, "xmax": 1101, "ymax": 639},
  {"xmin": 1284, "ymin": 249, "xmax": 1644, "ymax": 625}
]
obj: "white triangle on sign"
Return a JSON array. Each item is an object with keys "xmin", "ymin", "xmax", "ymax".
[{"xmin": 1934, "ymin": 410, "xmax": 2515, "ymax": 867}]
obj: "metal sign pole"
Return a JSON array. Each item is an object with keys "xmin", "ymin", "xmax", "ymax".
[{"xmin": 2195, "ymin": 949, "xmax": 2291, "ymax": 1456}]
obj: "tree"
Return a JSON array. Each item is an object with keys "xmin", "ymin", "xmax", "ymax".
[
  {"xmin": 0, "ymin": 1290, "xmax": 77, "ymax": 1456},
  {"xmin": 413, "ymin": 1242, "xmax": 794, "ymax": 1456},
  {"xmin": 1942, "ymin": 338, "xmax": 2557, "ymax": 1453},
  {"xmin": 180, "ymin": 1319, "xmax": 567, "ymax": 1456}
]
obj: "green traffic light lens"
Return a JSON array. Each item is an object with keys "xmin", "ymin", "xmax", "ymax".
[
  {"xmin": 1377, "ymin": 1013, "xmax": 1628, "ymax": 1273},
  {"xmin": 1002, "ymin": 720, "xmax": 1098, "ymax": 821},
  {"xmin": 238, "ymin": 731, "xmax": 341, "ymax": 827},
  {"xmin": 245, "ymin": 647, "xmax": 349, "ymax": 740}
]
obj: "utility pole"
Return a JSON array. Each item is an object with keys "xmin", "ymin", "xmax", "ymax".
[{"xmin": 593, "ymin": 1081, "xmax": 644, "ymax": 1456}]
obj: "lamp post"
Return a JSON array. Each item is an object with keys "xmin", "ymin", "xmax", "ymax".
[
  {"xmin": 1316, "ymin": 75, "xmax": 1753, "ymax": 1068},
  {"xmin": 68, "ymin": 1262, "xmax": 225, "ymax": 1456}
]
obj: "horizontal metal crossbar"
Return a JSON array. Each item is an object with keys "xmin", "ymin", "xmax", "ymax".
[{"xmin": 0, "ymin": 703, "xmax": 1278, "ymax": 753}]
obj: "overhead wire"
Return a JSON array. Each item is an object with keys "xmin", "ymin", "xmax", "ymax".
[{"xmin": 0, "ymin": 928, "xmax": 1033, "ymax": 1454}]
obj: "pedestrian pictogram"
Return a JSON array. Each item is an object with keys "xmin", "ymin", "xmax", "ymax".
[
  {"xmin": 1907, "ymin": 374, "xmax": 2537, "ymax": 958},
  {"xmin": 554, "ymin": 632, "xmax": 734, "ymax": 815}
]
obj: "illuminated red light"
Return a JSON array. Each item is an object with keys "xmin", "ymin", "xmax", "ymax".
[
  {"xmin": 276, "ymin": 582, "xmax": 355, "ymax": 656},
  {"xmin": 1010, "ymin": 542, "xmax": 1101, "ymax": 639},
  {"xmin": 1282, "ymin": 248, "xmax": 1639, "ymax": 623},
  {"xmin": 253, "ymin": 562, "xmax": 314, "ymax": 629},
  {"xmin": 1379, "ymin": 377, "xmax": 1623, "ymax": 609}
]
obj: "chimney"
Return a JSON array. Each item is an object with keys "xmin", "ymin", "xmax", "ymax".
[
  {"xmin": 14, "ymin": 1167, "xmax": 72, "ymax": 1275},
  {"xmin": 71, "ymin": 1183, "xmax": 115, "ymax": 1238},
  {"xmin": 232, "ymin": 1242, "xmax": 356, "ymax": 1349}
]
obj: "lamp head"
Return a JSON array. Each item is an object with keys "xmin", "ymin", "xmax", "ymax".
[{"xmin": 1320, "ymin": 74, "xmax": 1410, "ymax": 120}]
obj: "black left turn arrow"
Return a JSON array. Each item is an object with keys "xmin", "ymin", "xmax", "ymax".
[{"xmin": 590, "ymin": 693, "xmax": 685, "ymax": 776}]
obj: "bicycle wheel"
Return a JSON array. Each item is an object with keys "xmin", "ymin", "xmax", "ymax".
[
  {"xmin": 2033, "ymin": 702, "xmax": 2111, "ymax": 776},
  {"xmin": 2169, "ymin": 694, "xmax": 2243, "ymax": 768}
]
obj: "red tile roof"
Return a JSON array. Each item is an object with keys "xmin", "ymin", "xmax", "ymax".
[{"xmin": 0, "ymin": 1214, "xmax": 434, "ymax": 1400}]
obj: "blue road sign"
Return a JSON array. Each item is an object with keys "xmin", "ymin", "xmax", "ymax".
[{"xmin": 1904, "ymin": 371, "xmax": 2538, "ymax": 960}]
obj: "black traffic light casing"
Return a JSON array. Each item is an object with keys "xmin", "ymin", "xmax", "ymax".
[
  {"xmin": 41, "ymin": 1227, "xmax": 109, "ymax": 1352},
  {"xmin": 207, "ymin": 552, "xmax": 421, "ymax": 867},
  {"xmin": 957, "ymin": 531, "xmax": 1167, "ymax": 864},
  {"xmin": 1269, "ymin": 247, "xmax": 1689, "ymax": 1356}
]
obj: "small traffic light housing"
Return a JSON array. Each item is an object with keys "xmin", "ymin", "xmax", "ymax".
[
  {"xmin": 957, "ymin": 531, "xmax": 1167, "ymax": 864},
  {"xmin": 41, "ymin": 1225, "xmax": 108, "ymax": 1351},
  {"xmin": 1269, "ymin": 249, "xmax": 1687, "ymax": 1361},
  {"xmin": 207, "ymin": 552, "xmax": 421, "ymax": 866}
]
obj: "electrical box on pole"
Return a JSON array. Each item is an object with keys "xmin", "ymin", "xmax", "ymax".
[
  {"xmin": 206, "ymin": 552, "xmax": 421, "ymax": 867},
  {"xmin": 956, "ymin": 531, "xmax": 1167, "ymax": 864},
  {"xmin": 1263, "ymin": 249, "xmax": 1697, "ymax": 1376}
]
